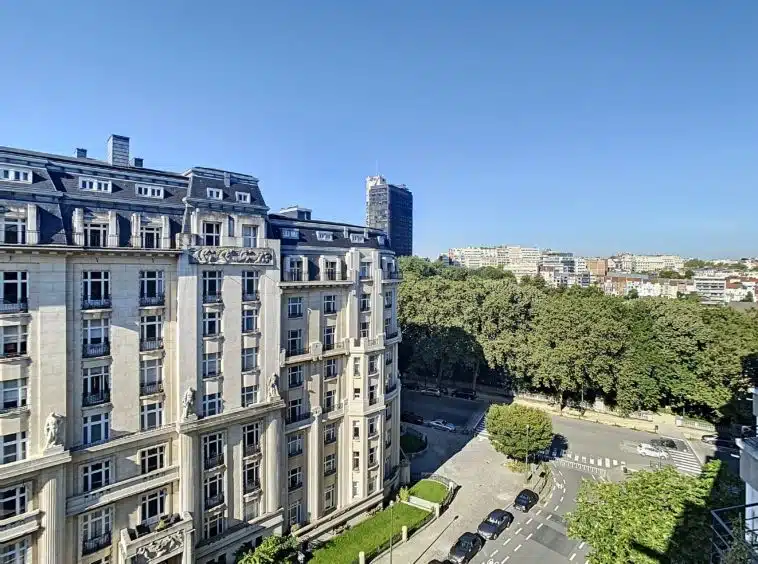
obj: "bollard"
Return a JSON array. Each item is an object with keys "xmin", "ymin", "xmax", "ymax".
[
  {"xmin": 435, "ymin": 503, "xmax": 441, "ymax": 518},
  {"xmin": 359, "ymin": 551, "xmax": 365, "ymax": 564},
  {"xmin": 402, "ymin": 525, "xmax": 408, "ymax": 542}
]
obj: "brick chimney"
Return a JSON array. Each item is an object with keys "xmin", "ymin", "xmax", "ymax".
[{"xmin": 107, "ymin": 135, "xmax": 130, "ymax": 167}]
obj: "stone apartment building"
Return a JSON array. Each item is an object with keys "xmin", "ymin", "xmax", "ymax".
[{"xmin": 0, "ymin": 136, "xmax": 402, "ymax": 564}]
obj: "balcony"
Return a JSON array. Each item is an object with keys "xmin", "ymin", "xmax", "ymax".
[
  {"xmin": 325, "ymin": 370, "xmax": 339, "ymax": 381},
  {"xmin": 203, "ymin": 293, "xmax": 223, "ymax": 304},
  {"xmin": 324, "ymin": 435, "xmax": 337, "ymax": 445},
  {"xmin": 283, "ymin": 271, "xmax": 304, "ymax": 282},
  {"xmin": 285, "ymin": 346, "xmax": 308, "ymax": 358},
  {"xmin": 0, "ymin": 400, "xmax": 27, "ymax": 415},
  {"xmin": 244, "ymin": 479, "xmax": 261, "ymax": 494},
  {"xmin": 82, "ymin": 389, "xmax": 111, "ymax": 407},
  {"xmin": 286, "ymin": 411, "xmax": 311, "ymax": 425},
  {"xmin": 83, "ymin": 341, "xmax": 110, "ymax": 358},
  {"xmin": 385, "ymin": 381, "xmax": 398, "ymax": 395},
  {"xmin": 711, "ymin": 503, "xmax": 758, "ymax": 561},
  {"xmin": 82, "ymin": 297, "xmax": 111, "ymax": 310},
  {"xmin": 120, "ymin": 512, "xmax": 191, "ymax": 562},
  {"xmin": 203, "ymin": 453, "xmax": 224, "ymax": 471},
  {"xmin": 0, "ymin": 300, "xmax": 27, "ymax": 314},
  {"xmin": 140, "ymin": 381, "xmax": 164, "ymax": 396},
  {"xmin": 288, "ymin": 481, "xmax": 303, "ymax": 492},
  {"xmin": 324, "ymin": 467, "xmax": 337, "ymax": 477},
  {"xmin": 0, "ymin": 509, "xmax": 41, "ymax": 545},
  {"xmin": 139, "ymin": 294, "xmax": 165, "ymax": 307},
  {"xmin": 242, "ymin": 291, "xmax": 260, "ymax": 302},
  {"xmin": 288, "ymin": 447, "xmax": 303, "ymax": 458},
  {"xmin": 205, "ymin": 493, "xmax": 224, "ymax": 509},
  {"xmin": 383, "ymin": 270, "xmax": 402, "ymax": 281},
  {"xmin": 384, "ymin": 301, "xmax": 393, "ymax": 310},
  {"xmin": 359, "ymin": 272, "xmax": 372, "ymax": 281},
  {"xmin": 369, "ymin": 397, "xmax": 378, "ymax": 406},
  {"xmin": 82, "ymin": 532, "xmax": 112, "ymax": 555},
  {"xmin": 203, "ymin": 370, "xmax": 222, "ymax": 380},
  {"xmin": 244, "ymin": 443, "xmax": 261, "ymax": 457},
  {"xmin": 385, "ymin": 330, "xmax": 399, "ymax": 341},
  {"xmin": 139, "ymin": 338, "xmax": 163, "ymax": 352},
  {"xmin": 353, "ymin": 337, "xmax": 383, "ymax": 351}
]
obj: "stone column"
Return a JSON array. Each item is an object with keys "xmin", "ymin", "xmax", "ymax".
[
  {"xmin": 39, "ymin": 466, "xmax": 66, "ymax": 564},
  {"xmin": 308, "ymin": 408, "xmax": 323, "ymax": 519},
  {"xmin": 179, "ymin": 433, "xmax": 198, "ymax": 518},
  {"xmin": 266, "ymin": 413, "xmax": 282, "ymax": 514}
]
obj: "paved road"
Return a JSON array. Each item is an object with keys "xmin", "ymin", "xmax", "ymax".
[{"xmin": 401, "ymin": 390, "xmax": 487, "ymax": 428}]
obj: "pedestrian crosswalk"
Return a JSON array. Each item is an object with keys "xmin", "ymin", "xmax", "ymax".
[
  {"xmin": 474, "ymin": 416, "xmax": 488, "ymax": 436},
  {"xmin": 545, "ymin": 449, "xmax": 626, "ymax": 469},
  {"xmin": 665, "ymin": 448, "xmax": 702, "ymax": 475},
  {"xmin": 540, "ymin": 446, "xmax": 702, "ymax": 475}
]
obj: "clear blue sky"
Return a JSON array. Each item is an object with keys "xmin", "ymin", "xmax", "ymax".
[{"xmin": 2, "ymin": 1, "xmax": 757, "ymax": 259}]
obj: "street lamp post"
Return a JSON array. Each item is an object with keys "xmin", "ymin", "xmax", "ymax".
[{"xmin": 389, "ymin": 500, "xmax": 394, "ymax": 564}]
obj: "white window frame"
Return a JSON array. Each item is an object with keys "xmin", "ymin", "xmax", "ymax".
[
  {"xmin": 241, "ymin": 347, "xmax": 258, "ymax": 372},
  {"xmin": 323, "ymin": 294, "xmax": 336, "ymax": 314},
  {"xmin": 242, "ymin": 224, "xmax": 258, "ymax": 248},
  {"xmin": 204, "ymin": 512, "xmax": 225, "ymax": 539},
  {"xmin": 83, "ymin": 412, "xmax": 110, "ymax": 445},
  {"xmin": 0, "ymin": 484, "xmax": 27, "ymax": 519},
  {"xmin": 202, "ymin": 270, "xmax": 222, "ymax": 297},
  {"xmin": 324, "ymin": 424, "xmax": 336, "ymax": 443},
  {"xmin": 135, "ymin": 184, "xmax": 164, "ymax": 199},
  {"xmin": 1, "ymin": 379, "xmax": 27, "ymax": 411},
  {"xmin": 287, "ymin": 434, "xmax": 303, "ymax": 456},
  {"xmin": 324, "ymin": 453, "xmax": 336, "ymax": 474},
  {"xmin": 288, "ymin": 365, "xmax": 303, "ymax": 388},
  {"xmin": 323, "ymin": 325, "xmax": 335, "ymax": 348},
  {"xmin": 79, "ymin": 177, "xmax": 112, "ymax": 193},
  {"xmin": 241, "ymin": 385, "xmax": 258, "ymax": 407},
  {"xmin": 202, "ymin": 222, "xmax": 222, "ymax": 246},
  {"xmin": 325, "ymin": 358, "xmax": 338, "ymax": 379},
  {"xmin": 1, "ymin": 271, "xmax": 27, "ymax": 305},
  {"xmin": 324, "ymin": 484, "xmax": 335, "ymax": 509},
  {"xmin": 140, "ymin": 314, "xmax": 163, "ymax": 342},
  {"xmin": 243, "ymin": 423, "xmax": 260, "ymax": 450},
  {"xmin": 0, "ymin": 432, "xmax": 27, "ymax": 464},
  {"xmin": 242, "ymin": 308, "xmax": 258, "ymax": 333},
  {"xmin": 207, "ymin": 188, "xmax": 223, "ymax": 200},
  {"xmin": 82, "ymin": 318, "xmax": 109, "ymax": 345},
  {"xmin": 83, "ymin": 271, "xmax": 110, "ymax": 301},
  {"xmin": 236, "ymin": 191, "xmax": 251, "ymax": 203},
  {"xmin": 140, "ymin": 224, "xmax": 161, "ymax": 249},
  {"xmin": 1, "ymin": 167, "xmax": 31, "ymax": 184},
  {"xmin": 81, "ymin": 460, "xmax": 111, "ymax": 492},
  {"xmin": 140, "ymin": 446, "xmax": 165, "ymax": 474},
  {"xmin": 203, "ymin": 310, "xmax": 221, "ymax": 336},
  {"xmin": 140, "ymin": 402, "xmax": 164, "ymax": 431},
  {"xmin": 81, "ymin": 506, "xmax": 113, "ymax": 543},
  {"xmin": 350, "ymin": 233, "xmax": 365, "ymax": 243},
  {"xmin": 352, "ymin": 421, "xmax": 360, "ymax": 439},
  {"xmin": 242, "ymin": 270, "xmax": 259, "ymax": 296},
  {"xmin": 316, "ymin": 231, "xmax": 333, "ymax": 242},
  {"xmin": 140, "ymin": 488, "xmax": 167, "ymax": 525},
  {"xmin": 1, "ymin": 325, "xmax": 27, "ymax": 358},
  {"xmin": 360, "ymin": 294, "xmax": 371, "ymax": 311},
  {"xmin": 202, "ymin": 352, "xmax": 221, "ymax": 378},
  {"xmin": 281, "ymin": 228, "xmax": 299, "ymax": 239},
  {"xmin": 287, "ymin": 297, "xmax": 303, "ymax": 318},
  {"xmin": 139, "ymin": 270, "xmax": 164, "ymax": 298},
  {"xmin": 0, "ymin": 538, "xmax": 28, "ymax": 563},
  {"xmin": 140, "ymin": 358, "xmax": 162, "ymax": 387},
  {"xmin": 288, "ymin": 467, "xmax": 302, "ymax": 489},
  {"xmin": 202, "ymin": 393, "xmax": 223, "ymax": 417},
  {"xmin": 203, "ymin": 472, "xmax": 224, "ymax": 505},
  {"xmin": 83, "ymin": 221, "xmax": 108, "ymax": 247},
  {"xmin": 1, "ymin": 216, "xmax": 26, "ymax": 245},
  {"xmin": 352, "ymin": 451, "xmax": 360, "ymax": 470},
  {"xmin": 287, "ymin": 329, "xmax": 302, "ymax": 354}
]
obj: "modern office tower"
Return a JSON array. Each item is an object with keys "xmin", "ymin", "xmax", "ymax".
[
  {"xmin": 365, "ymin": 175, "xmax": 413, "ymax": 257},
  {"xmin": 0, "ymin": 135, "xmax": 402, "ymax": 563}
]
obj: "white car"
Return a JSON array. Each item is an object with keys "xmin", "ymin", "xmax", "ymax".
[
  {"xmin": 429, "ymin": 419, "xmax": 456, "ymax": 432},
  {"xmin": 637, "ymin": 443, "xmax": 668, "ymax": 459}
]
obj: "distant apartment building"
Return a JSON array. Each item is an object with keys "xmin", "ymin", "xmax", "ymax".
[
  {"xmin": 365, "ymin": 176, "xmax": 413, "ymax": 257},
  {"xmin": 694, "ymin": 274, "xmax": 728, "ymax": 305},
  {"xmin": 585, "ymin": 258, "xmax": 608, "ymax": 278},
  {"xmin": 540, "ymin": 251, "xmax": 576, "ymax": 274},
  {"xmin": 447, "ymin": 245, "xmax": 541, "ymax": 277},
  {"xmin": 540, "ymin": 267, "xmax": 591, "ymax": 289},
  {"xmin": 608, "ymin": 253, "xmax": 685, "ymax": 273}
]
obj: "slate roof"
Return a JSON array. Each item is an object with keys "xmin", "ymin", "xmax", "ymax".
[{"xmin": 269, "ymin": 214, "xmax": 390, "ymax": 251}]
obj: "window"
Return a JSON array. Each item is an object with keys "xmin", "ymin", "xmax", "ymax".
[
  {"xmin": 140, "ymin": 489, "xmax": 167, "ymax": 524},
  {"xmin": 83, "ymin": 221, "xmax": 108, "ymax": 247},
  {"xmin": 242, "ymin": 308, "xmax": 258, "ymax": 333},
  {"xmin": 140, "ymin": 446, "xmax": 165, "ymax": 474},
  {"xmin": 287, "ymin": 297, "xmax": 303, "ymax": 318},
  {"xmin": 325, "ymin": 390, "xmax": 336, "ymax": 411},
  {"xmin": 384, "ymin": 317, "xmax": 391, "ymax": 336},
  {"xmin": 0, "ymin": 539, "xmax": 28, "ymax": 563},
  {"xmin": 203, "ymin": 310, "xmax": 221, "ymax": 336},
  {"xmin": 82, "ymin": 367, "xmax": 108, "ymax": 405},
  {"xmin": 140, "ymin": 359, "xmax": 162, "ymax": 392},
  {"xmin": 281, "ymin": 228, "xmax": 299, "ymax": 239},
  {"xmin": 324, "ymin": 453, "xmax": 336, "ymax": 475},
  {"xmin": 0, "ymin": 432, "xmax": 27, "ymax": 464},
  {"xmin": 324, "ymin": 485, "xmax": 335, "ymax": 509},
  {"xmin": 350, "ymin": 233, "xmax": 365, "ymax": 244},
  {"xmin": 241, "ymin": 347, "xmax": 258, "ymax": 372},
  {"xmin": 79, "ymin": 177, "xmax": 111, "ymax": 192},
  {"xmin": 1, "ymin": 272, "xmax": 27, "ymax": 307},
  {"xmin": 1, "ymin": 217, "xmax": 26, "ymax": 245},
  {"xmin": 353, "ymin": 387, "xmax": 360, "ymax": 399},
  {"xmin": 0, "ymin": 485, "xmax": 27, "ymax": 519},
  {"xmin": 207, "ymin": 188, "xmax": 223, "ymax": 200},
  {"xmin": 323, "ymin": 295, "xmax": 336, "ymax": 314},
  {"xmin": 288, "ymin": 467, "xmax": 302, "ymax": 491},
  {"xmin": 244, "ymin": 460, "xmax": 260, "ymax": 489},
  {"xmin": 288, "ymin": 434, "xmax": 303, "ymax": 456},
  {"xmin": 83, "ymin": 271, "xmax": 110, "ymax": 302},
  {"xmin": 140, "ymin": 314, "xmax": 163, "ymax": 343},
  {"xmin": 352, "ymin": 451, "xmax": 360, "ymax": 470},
  {"xmin": 140, "ymin": 402, "xmax": 163, "ymax": 431},
  {"xmin": 352, "ymin": 421, "xmax": 360, "ymax": 440},
  {"xmin": 369, "ymin": 446, "xmax": 378, "ymax": 466},
  {"xmin": 369, "ymin": 384, "xmax": 377, "ymax": 403},
  {"xmin": 360, "ymin": 321, "xmax": 370, "ymax": 339},
  {"xmin": 360, "ymin": 261, "xmax": 372, "ymax": 278},
  {"xmin": 203, "ymin": 352, "xmax": 221, "ymax": 378},
  {"xmin": 139, "ymin": 270, "xmax": 164, "ymax": 301},
  {"xmin": 353, "ymin": 357, "xmax": 360, "ymax": 377},
  {"xmin": 386, "ymin": 349, "xmax": 393, "ymax": 365},
  {"xmin": 324, "ymin": 424, "xmax": 336, "ymax": 444},
  {"xmin": 352, "ymin": 480, "xmax": 359, "ymax": 499},
  {"xmin": 202, "ymin": 222, "xmax": 221, "ymax": 246},
  {"xmin": 323, "ymin": 326, "xmax": 335, "ymax": 349},
  {"xmin": 243, "ymin": 422, "xmax": 260, "ymax": 452},
  {"xmin": 83, "ymin": 318, "xmax": 108, "ymax": 345},
  {"xmin": 360, "ymin": 294, "xmax": 371, "ymax": 312},
  {"xmin": 242, "ymin": 271, "xmax": 259, "ymax": 299},
  {"xmin": 325, "ymin": 359, "xmax": 338, "ymax": 379},
  {"xmin": 1, "ymin": 167, "xmax": 31, "ymax": 183},
  {"xmin": 80, "ymin": 460, "xmax": 111, "ymax": 493},
  {"xmin": 286, "ymin": 258, "xmax": 303, "ymax": 281},
  {"xmin": 242, "ymin": 225, "xmax": 258, "ymax": 248},
  {"xmin": 140, "ymin": 225, "xmax": 161, "ymax": 249},
  {"xmin": 204, "ymin": 512, "xmax": 225, "ymax": 540},
  {"xmin": 202, "ymin": 270, "xmax": 222, "ymax": 299},
  {"xmin": 316, "ymin": 231, "xmax": 333, "ymax": 242},
  {"xmin": 385, "ymin": 291, "xmax": 393, "ymax": 308},
  {"xmin": 287, "ymin": 329, "xmax": 302, "ymax": 355},
  {"xmin": 83, "ymin": 413, "xmax": 110, "ymax": 445},
  {"xmin": 236, "ymin": 191, "xmax": 251, "ymax": 203},
  {"xmin": 368, "ymin": 355, "xmax": 378, "ymax": 374},
  {"xmin": 241, "ymin": 385, "xmax": 258, "ymax": 407},
  {"xmin": 368, "ymin": 417, "xmax": 378, "ymax": 437},
  {"xmin": 245, "ymin": 499, "xmax": 260, "ymax": 521},
  {"xmin": 202, "ymin": 433, "xmax": 223, "ymax": 466},
  {"xmin": 202, "ymin": 393, "xmax": 223, "ymax": 417},
  {"xmin": 288, "ymin": 500, "xmax": 302, "ymax": 526},
  {"xmin": 287, "ymin": 398, "xmax": 302, "ymax": 421},
  {"xmin": 288, "ymin": 365, "xmax": 303, "ymax": 388},
  {"xmin": 0, "ymin": 379, "xmax": 27, "ymax": 412},
  {"xmin": 82, "ymin": 507, "xmax": 112, "ymax": 546},
  {"xmin": 136, "ymin": 184, "xmax": 164, "ymax": 199},
  {"xmin": 325, "ymin": 261, "xmax": 338, "ymax": 281}
]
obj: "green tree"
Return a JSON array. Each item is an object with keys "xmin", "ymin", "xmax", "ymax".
[
  {"xmin": 485, "ymin": 404, "xmax": 553, "ymax": 461},
  {"xmin": 235, "ymin": 535, "xmax": 298, "ymax": 564},
  {"xmin": 625, "ymin": 288, "xmax": 639, "ymax": 299},
  {"xmin": 741, "ymin": 291, "xmax": 754, "ymax": 302}
]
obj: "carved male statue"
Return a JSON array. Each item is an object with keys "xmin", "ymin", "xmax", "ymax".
[
  {"xmin": 269, "ymin": 373, "xmax": 280, "ymax": 398},
  {"xmin": 182, "ymin": 387, "xmax": 196, "ymax": 420},
  {"xmin": 44, "ymin": 412, "xmax": 64, "ymax": 449}
]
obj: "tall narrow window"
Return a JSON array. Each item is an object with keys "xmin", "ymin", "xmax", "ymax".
[
  {"xmin": 242, "ymin": 225, "xmax": 258, "ymax": 248},
  {"xmin": 202, "ymin": 222, "xmax": 221, "ymax": 246}
]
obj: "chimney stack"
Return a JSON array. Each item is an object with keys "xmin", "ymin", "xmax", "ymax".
[
  {"xmin": 107, "ymin": 134, "xmax": 130, "ymax": 167},
  {"xmin": 223, "ymin": 171, "xmax": 231, "ymax": 187},
  {"xmin": 75, "ymin": 148, "xmax": 87, "ymax": 159},
  {"xmin": 131, "ymin": 157, "xmax": 144, "ymax": 168}
]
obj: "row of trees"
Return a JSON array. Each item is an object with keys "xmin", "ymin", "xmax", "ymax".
[{"xmin": 398, "ymin": 257, "xmax": 758, "ymax": 419}]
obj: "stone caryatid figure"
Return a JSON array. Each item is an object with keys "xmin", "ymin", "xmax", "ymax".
[
  {"xmin": 44, "ymin": 412, "xmax": 64, "ymax": 450},
  {"xmin": 269, "ymin": 373, "xmax": 280, "ymax": 399},
  {"xmin": 182, "ymin": 387, "xmax": 196, "ymax": 420}
]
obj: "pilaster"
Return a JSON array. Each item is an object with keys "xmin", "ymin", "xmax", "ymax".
[
  {"xmin": 179, "ymin": 433, "xmax": 199, "ymax": 519},
  {"xmin": 265, "ymin": 413, "xmax": 282, "ymax": 514},
  {"xmin": 38, "ymin": 465, "xmax": 66, "ymax": 564}
]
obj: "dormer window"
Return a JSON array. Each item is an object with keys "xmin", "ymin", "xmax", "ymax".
[
  {"xmin": 1, "ymin": 167, "xmax": 31, "ymax": 184},
  {"xmin": 316, "ymin": 231, "xmax": 333, "ymax": 242},
  {"xmin": 377, "ymin": 235, "xmax": 386, "ymax": 246},
  {"xmin": 281, "ymin": 228, "xmax": 299, "ymax": 240},
  {"xmin": 136, "ymin": 184, "xmax": 164, "ymax": 199},
  {"xmin": 350, "ymin": 233, "xmax": 364, "ymax": 244},
  {"xmin": 80, "ymin": 178, "xmax": 111, "ymax": 193},
  {"xmin": 236, "ymin": 192, "xmax": 251, "ymax": 203},
  {"xmin": 207, "ymin": 188, "xmax": 223, "ymax": 200}
]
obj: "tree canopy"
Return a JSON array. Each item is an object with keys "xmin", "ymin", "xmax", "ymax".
[
  {"xmin": 235, "ymin": 535, "xmax": 298, "ymax": 564},
  {"xmin": 485, "ymin": 403, "xmax": 553, "ymax": 460}
]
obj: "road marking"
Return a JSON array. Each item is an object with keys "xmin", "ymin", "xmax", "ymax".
[
  {"xmin": 526, "ymin": 532, "xmax": 533, "ymax": 540},
  {"xmin": 570, "ymin": 552, "xmax": 577, "ymax": 561},
  {"xmin": 579, "ymin": 541, "xmax": 586, "ymax": 549},
  {"xmin": 555, "ymin": 504, "xmax": 560, "ymax": 511},
  {"xmin": 514, "ymin": 544, "xmax": 522, "ymax": 552},
  {"xmin": 605, "ymin": 457, "xmax": 611, "ymax": 467},
  {"xmin": 536, "ymin": 509, "xmax": 542, "ymax": 515},
  {"xmin": 504, "ymin": 538, "xmax": 512, "ymax": 546},
  {"xmin": 491, "ymin": 549, "xmax": 499, "ymax": 557},
  {"xmin": 515, "ymin": 527, "xmax": 523, "ymax": 535},
  {"xmin": 537, "ymin": 523, "xmax": 544, "ymax": 530},
  {"xmin": 526, "ymin": 518, "xmax": 533, "ymax": 524},
  {"xmin": 560, "ymin": 496, "xmax": 565, "ymax": 502},
  {"xmin": 546, "ymin": 514, "xmax": 552, "ymax": 520},
  {"xmin": 613, "ymin": 459, "xmax": 618, "ymax": 466},
  {"xmin": 504, "ymin": 556, "xmax": 510, "ymax": 562}
]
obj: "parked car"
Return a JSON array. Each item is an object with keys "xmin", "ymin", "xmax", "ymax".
[
  {"xmin": 477, "ymin": 509, "xmax": 514, "ymax": 540},
  {"xmin": 701, "ymin": 435, "xmax": 739, "ymax": 450},
  {"xmin": 513, "ymin": 489, "xmax": 539, "ymax": 512},
  {"xmin": 637, "ymin": 443, "xmax": 669, "ymax": 458},
  {"xmin": 401, "ymin": 411, "xmax": 424, "ymax": 425},
  {"xmin": 448, "ymin": 532, "xmax": 484, "ymax": 564},
  {"xmin": 651, "ymin": 438, "xmax": 677, "ymax": 450},
  {"xmin": 404, "ymin": 382, "xmax": 420, "ymax": 391},
  {"xmin": 429, "ymin": 419, "xmax": 456, "ymax": 432},
  {"xmin": 452, "ymin": 388, "xmax": 477, "ymax": 400},
  {"xmin": 420, "ymin": 387, "xmax": 442, "ymax": 397}
]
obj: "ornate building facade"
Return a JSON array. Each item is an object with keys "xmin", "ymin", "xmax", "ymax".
[{"xmin": 0, "ymin": 135, "xmax": 402, "ymax": 563}]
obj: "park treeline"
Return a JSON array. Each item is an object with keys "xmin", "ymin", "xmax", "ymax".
[{"xmin": 397, "ymin": 257, "xmax": 758, "ymax": 421}]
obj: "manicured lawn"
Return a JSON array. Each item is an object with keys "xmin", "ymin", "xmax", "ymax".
[
  {"xmin": 409, "ymin": 479, "xmax": 448, "ymax": 504},
  {"xmin": 400, "ymin": 433, "xmax": 425, "ymax": 453},
  {"xmin": 311, "ymin": 503, "xmax": 431, "ymax": 564}
]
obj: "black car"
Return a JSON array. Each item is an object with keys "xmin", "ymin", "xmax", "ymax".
[
  {"xmin": 452, "ymin": 388, "xmax": 477, "ymax": 400},
  {"xmin": 651, "ymin": 438, "xmax": 677, "ymax": 450},
  {"xmin": 448, "ymin": 532, "xmax": 484, "ymax": 564},
  {"xmin": 513, "ymin": 489, "xmax": 539, "ymax": 512},
  {"xmin": 477, "ymin": 509, "xmax": 514, "ymax": 539},
  {"xmin": 401, "ymin": 411, "xmax": 424, "ymax": 425}
]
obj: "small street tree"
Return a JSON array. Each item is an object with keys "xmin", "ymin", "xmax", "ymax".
[
  {"xmin": 485, "ymin": 403, "xmax": 553, "ymax": 461},
  {"xmin": 235, "ymin": 534, "xmax": 299, "ymax": 564}
]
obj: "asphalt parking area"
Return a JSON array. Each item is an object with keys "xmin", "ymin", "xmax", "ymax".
[{"xmin": 401, "ymin": 390, "xmax": 487, "ymax": 428}]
